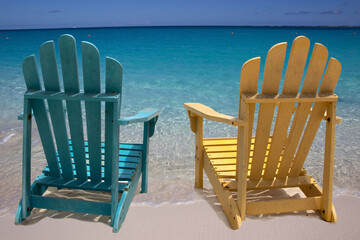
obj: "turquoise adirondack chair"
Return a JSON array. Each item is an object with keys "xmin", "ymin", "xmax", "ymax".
[{"xmin": 14, "ymin": 34, "xmax": 160, "ymax": 232}]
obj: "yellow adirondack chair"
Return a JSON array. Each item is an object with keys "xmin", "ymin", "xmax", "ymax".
[{"xmin": 184, "ymin": 36, "xmax": 341, "ymax": 229}]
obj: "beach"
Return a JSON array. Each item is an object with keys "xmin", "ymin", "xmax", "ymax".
[{"xmin": 1, "ymin": 192, "xmax": 359, "ymax": 239}]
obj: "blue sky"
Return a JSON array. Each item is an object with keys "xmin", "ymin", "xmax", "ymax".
[{"xmin": 1, "ymin": 0, "xmax": 359, "ymax": 29}]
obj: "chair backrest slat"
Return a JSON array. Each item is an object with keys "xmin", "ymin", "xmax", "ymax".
[
  {"xmin": 277, "ymin": 43, "xmax": 329, "ymax": 178},
  {"xmin": 237, "ymin": 57, "xmax": 260, "ymax": 179},
  {"xmin": 82, "ymin": 41, "xmax": 102, "ymax": 183},
  {"xmin": 301, "ymin": 44, "xmax": 329, "ymax": 94},
  {"xmin": 282, "ymin": 36, "xmax": 311, "ymax": 95},
  {"xmin": 23, "ymin": 56, "xmax": 61, "ymax": 178},
  {"xmin": 39, "ymin": 41, "xmax": 73, "ymax": 180},
  {"xmin": 319, "ymin": 58, "xmax": 342, "ymax": 94},
  {"xmin": 289, "ymin": 58, "xmax": 341, "ymax": 176},
  {"xmin": 249, "ymin": 42, "xmax": 287, "ymax": 180},
  {"xmin": 104, "ymin": 57, "xmax": 123, "ymax": 183},
  {"xmin": 263, "ymin": 36, "xmax": 310, "ymax": 179},
  {"xmin": 238, "ymin": 57, "xmax": 260, "ymax": 128},
  {"xmin": 59, "ymin": 35, "xmax": 87, "ymax": 181}
]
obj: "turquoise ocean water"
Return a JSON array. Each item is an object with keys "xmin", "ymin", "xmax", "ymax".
[{"xmin": 0, "ymin": 27, "xmax": 359, "ymax": 215}]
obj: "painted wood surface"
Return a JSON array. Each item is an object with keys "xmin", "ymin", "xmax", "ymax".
[
  {"xmin": 22, "ymin": 56, "xmax": 60, "ymax": 177},
  {"xmin": 203, "ymin": 137, "xmax": 270, "ymax": 179},
  {"xmin": 16, "ymin": 34, "xmax": 160, "ymax": 232},
  {"xmin": 203, "ymin": 154, "xmax": 242, "ymax": 229},
  {"xmin": 118, "ymin": 109, "xmax": 161, "ymax": 125},
  {"xmin": 263, "ymin": 36, "xmax": 310, "ymax": 179},
  {"xmin": 238, "ymin": 56, "xmax": 260, "ymax": 149},
  {"xmin": 184, "ymin": 103, "xmax": 244, "ymax": 126},
  {"xmin": 195, "ymin": 117, "xmax": 204, "ymax": 188},
  {"xmin": 110, "ymin": 102, "xmax": 120, "ymax": 227},
  {"xmin": 82, "ymin": 41, "xmax": 102, "ymax": 183},
  {"xmin": 141, "ymin": 121, "xmax": 150, "ymax": 193},
  {"xmin": 241, "ymin": 93, "xmax": 338, "ymax": 103},
  {"xmin": 237, "ymin": 57, "xmax": 260, "ymax": 218},
  {"xmin": 277, "ymin": 43, "xmax": 329, "ymax": 178},
  {"xmin": 246, "ymin": 197, "xmax": 321, "ymax": 215},
  {"xmin": 290, "ymin": 58, "xmax": 342, "ymax": 176},
  {"xmin": 40, "ymin": 41, "xmax": 74, "ymax": 180},
  {"xmin": 184, "ymin": 36, "xmax": 341, "ymax": 228},
  {"xmin": 250, "ymin": 42, "xmax": 287, "ymax": 180},
  {"xmin": 105, "ymin": 57, "xmax": 122, "ymax": 183},
  {"xmin": 31, "ymin": 195, "xmax": 112, "ymax": 216},
  {"xmin": 113, "ymin": 160, "xmax": 142, "ymax": 232},
  {"xmin": 223, "ymin": 174, "xmax": 316, "ymax": 191},
  {"xmin": 59, "ymin": 34, "xmax": 88, "ymax": 182},
  {"xmin": 25, "ymin": 90, "xmax": 120, "ymax": 102},
  {"xmin": 21, "ymin": 99, "xmax": 32, "ymax": 219},
  {"xmin": 42, "ymin": 141, "xmax": 142, "ymax": 180}
]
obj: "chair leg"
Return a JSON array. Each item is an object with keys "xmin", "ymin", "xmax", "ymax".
[
  {"xmin": 141, "ymin": 121, "xmax": 150, "ymax": 193},
  {"xmin": 14, "ymin": 200, "xmax": 25, "ymax": 224},
  {"xmin": 113, "ymin": 191, "xmax": 128, "ymax": 233},
  {"xmin": 15, "ymin": 177, "xmax": 49, "ymax": 224},
  {"xmin": 195, "ymin": 117, "xmax": 203, "ymax": 188},
  {"xmin": 17, "ymin": 99, "xmax": 32, "ymax": 224},
  {"xmin": 203, "ymin": 155, "xmax": 242, "ymax": 229},
  {"xmin": 300, "ymin": 182, "xmax": 337, "ymax": 223},
  {"xmin": 236, "ymin": 109, "xmax": 250, "ymax": 220},
  {"xmin": 14, "ymin": 182, "xmax": 37, "ymax": 224},
  {"xmin": 321, "ymin": 102, "xmax": 336, "ymax": 222},
  {"xmin": 113, "ymin": 164, "xmax": 142, "ymax": 232}
]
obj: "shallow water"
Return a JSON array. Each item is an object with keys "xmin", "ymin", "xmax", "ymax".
[{"xmin": 0, "ymin": 26, "xmax": 359, "ymax": 215}]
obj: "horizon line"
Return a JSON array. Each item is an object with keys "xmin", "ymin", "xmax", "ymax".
[{"xmin": 1, "ymin": 24, "xmax": 360, "ymax": 31}]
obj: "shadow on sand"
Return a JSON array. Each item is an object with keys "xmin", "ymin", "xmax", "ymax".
[{"xmin": 194, "ymin": 184, "xmax": 321, "ymax": 229}]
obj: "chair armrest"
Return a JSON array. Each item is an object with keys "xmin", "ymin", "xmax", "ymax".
[
  {"xmin": 184, "ymin": 103, "xmax": 244, "ymax": 126},
  {"xmin": 117, "ymin": 109, "xmax": 161, "ymax": 125}
]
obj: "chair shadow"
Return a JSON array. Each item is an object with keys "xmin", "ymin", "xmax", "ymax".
[
  {"xmin": 22, "ymin": 208, "xmax": 112, "ymax": 226},
  {"xmin": 20, "ymin": 186, "xmax": 138, "ymax": 227},
  {"xmin": 195, "ymin": 185, "xmax": 321, "ymax": 229}
]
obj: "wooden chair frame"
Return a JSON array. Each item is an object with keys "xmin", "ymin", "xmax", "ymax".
[
  {"xmin": 184, "ymin": 36, "xmax": 341, "ymax": 229},
  {"xmin": 14, "ymin": 34, "xmax": 160, "ymax": 232}
]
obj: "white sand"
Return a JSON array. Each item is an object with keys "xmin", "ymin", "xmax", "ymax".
[{"xmin": 1, "ymin": 194, "xmax": 359, "ymax": 240}]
